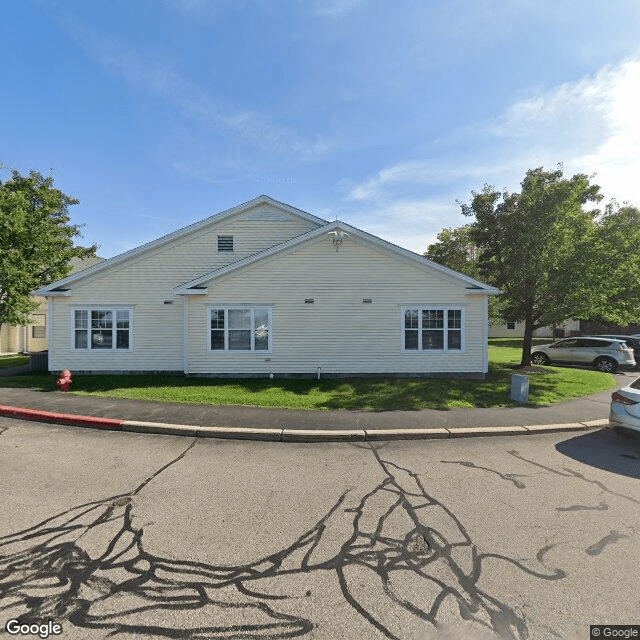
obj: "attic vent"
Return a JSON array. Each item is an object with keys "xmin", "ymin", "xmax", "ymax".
[{"xmin": 218, "ymin": 235, "xmax": 233, "ymax": 252}]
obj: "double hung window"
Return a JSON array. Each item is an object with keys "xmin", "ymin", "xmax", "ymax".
[
  {"xmin": 209, "ymin": 307, "xmax": 271, "ymax": 352},
  {"xmin": 73, "ymin": 308, "xmax": 132, "ymax": 351},
  {"xmin": 402, "ymin": 307, "xmax": 464, "ymax": 352}
]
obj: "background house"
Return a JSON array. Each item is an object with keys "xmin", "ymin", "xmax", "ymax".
[
  {"xmin": 0, "ymin": 256, "xmax": 104, "ymax": 354},
  {"xmin": 489, "ymin": 319, "xmax": 581, "ymax": 339},
  {"xmin": 489, "ymin": 319, "xmax": 640, "ymax": 339}
]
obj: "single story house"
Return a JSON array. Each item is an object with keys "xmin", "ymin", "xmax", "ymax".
[{"xmin": 35, "ymin": 196, "xmax": 499, "ymax": 378}]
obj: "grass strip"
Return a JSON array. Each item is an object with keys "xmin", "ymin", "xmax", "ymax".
[
  {"xmin": 0, "ymin": 354, "xmax": 29, "ymax": 369},
  {"xmin": 0, "ymin": 354, "xmax": 616, "ymax": 412}
]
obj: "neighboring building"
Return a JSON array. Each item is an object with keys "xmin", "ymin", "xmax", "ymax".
[
  {"xmin": 0, "ymin": 256, "xmax": 104, "ymax": 354},
  {"xmin": 489, "ymin": 319, "xmax": 581, "ymax": 339},
  {"xmin": 35, "ymin": 196, "xmax": 499, "ymax": 378},
  {"xmin": 489, "ymin": 319, "xmax": 640, "ymax": 339}
]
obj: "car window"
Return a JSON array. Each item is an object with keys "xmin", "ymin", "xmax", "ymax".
[
  {"xmin": 631, "ymin": 377, "xmax": 640, "ymax": 390},
  {"xmin": 600, "ymin": 335, "xmax": 638, "ymax": 346},
  {"xmin": 583, "ymin": 338, "xmax": 611, "ymax": 347},
  {"xmin": 554, "ymin": 339, "xmax": 578, "ymax": 348}
]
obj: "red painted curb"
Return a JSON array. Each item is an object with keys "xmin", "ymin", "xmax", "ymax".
[{"xmin": 0, "ymin": 405, "xmax": 124, "ymax": 430}]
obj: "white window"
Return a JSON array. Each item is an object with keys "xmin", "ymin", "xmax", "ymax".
[
  {"xmin": 208, "ymin": 306, "xmax": 271, "ymax": 352},
  {"xmin": 402, "ymin": 307, "xmax": 464, "ymax": 352},
  {"xmin": 72, "ymin": 307, "xmax": 132, "ymax": 351}
]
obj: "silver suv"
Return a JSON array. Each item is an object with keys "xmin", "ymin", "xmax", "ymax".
[{"xmin": 530, "ymin": 337, "xmax": 636, "ymax": 372}]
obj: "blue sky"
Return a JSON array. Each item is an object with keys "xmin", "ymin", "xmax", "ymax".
[{"xmin": 2, "ymin": 0, "xmax": 640, "ymax": 258}]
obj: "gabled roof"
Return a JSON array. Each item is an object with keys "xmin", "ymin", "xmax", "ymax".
[
  {"xmin": 34, "ymin": 196, "xmax": 327, "ymax": 295},
  {"xmin": 173, "ymin": 220, "xmax": 500, "ymax": 295}
]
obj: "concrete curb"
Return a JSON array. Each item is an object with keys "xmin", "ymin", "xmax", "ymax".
[{"xmin": 0, "ymin": 404, "xmax": 610, "ymax": 442}]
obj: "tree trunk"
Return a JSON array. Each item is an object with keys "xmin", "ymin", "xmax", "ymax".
[{"xmin": 521, "ymin": 315, "xmax": 535, "ymax": 366}]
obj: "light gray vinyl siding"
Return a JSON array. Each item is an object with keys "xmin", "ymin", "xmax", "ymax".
[
  {"xmin": 48, "ymin": 207, "xmax": 318, "ymax": 371},
  {"xmin": 187, "ymin": 234, "xmax": 487, "ymax": 375}
]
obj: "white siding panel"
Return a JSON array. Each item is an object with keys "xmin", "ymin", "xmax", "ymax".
[
  {"xmin": 188, "ymin": 235, "xmax": 487, "ymax": 375},
  {"xmin": 49, "ymin": 210, "xmax": 317, "ymax": 371}
]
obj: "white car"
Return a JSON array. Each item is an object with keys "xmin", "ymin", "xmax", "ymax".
[
  {"xmin": 530, "ymin": 337, "xmax": 636, "ymax": 373},
  {"xmin": 610, "ymin": 377, "xmax": 640, "ymax": 433}
]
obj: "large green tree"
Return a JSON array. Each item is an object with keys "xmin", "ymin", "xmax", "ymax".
[
  {"xmin": 590, "ymin": 203, "xmax": 640, "ymax": 325},
  {"xmin": 427, "ymin": 171, "xmax": 640, "ymax": 366},
  {"xmin": 455, "ymin": 167, "xmax": 605, "ymax": 365},
  {"xmin": 0, "ymin": 169, "xmax": 97, "ymax": 336}
]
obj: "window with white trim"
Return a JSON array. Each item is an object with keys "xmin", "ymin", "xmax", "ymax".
[
  {"xmin": 402, "ymin": 307, "xmax": 464, "ymax": 351},
  {"xmin": 73, "ymin": 308, "xmax": 132, "ymax": 351},
  {"xmin": 208, "ymin": 307, "xmax": 271, "ymax": 352}
]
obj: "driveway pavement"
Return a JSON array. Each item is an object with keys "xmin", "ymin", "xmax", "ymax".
[{"xmin": 1, "ymin": 371, "xmax": 636, "ymax": 441}]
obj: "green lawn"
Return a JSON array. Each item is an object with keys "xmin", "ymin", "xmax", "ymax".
[
  {"xmin": 0, "ymin": 354, "xmax": 29, "ymax": 369},
  {"xmin": 0, "ymin": 339, "xmax": 617, "ymax": 411}
]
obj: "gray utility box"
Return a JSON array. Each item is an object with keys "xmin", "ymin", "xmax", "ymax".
[
  {"xmin": 510, "ymin": 374, "xmax": 529, "ymax": 403},
  {"xmin": 29, "ymin": 351, "xmax": 48, "ymax": 371}
]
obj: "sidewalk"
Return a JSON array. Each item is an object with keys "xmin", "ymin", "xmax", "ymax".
[{"xmin": 0, "ymin": 373, "xmax": 625, "ymax": 441}]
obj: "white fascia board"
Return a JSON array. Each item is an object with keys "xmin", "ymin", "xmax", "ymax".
[
  {"xmin": 174, "ymin": 220, "xmax": 500, "ymax": 294},
  {"xmin": 176, "ymin": 288, "xmax": 209, "ymax": 295},
  {"xmin": 33, "ymin": 195, "xmax": 328, "ymax": 295},
  {"xmin": 464, "ymin": 286, "xmax": 502, "ymax": 296}
]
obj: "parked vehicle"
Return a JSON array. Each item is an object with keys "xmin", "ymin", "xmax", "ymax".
[
  {"xmin": 595, "ymin": 335, "xmax": 640, "ymax": 368},
  {"xmin": 609, "ymin": 376, "xmax": 640, "ymax": 433},
  {"xmin": 530, "ymin": 337, "xmax": 636, "ymax": 373}
]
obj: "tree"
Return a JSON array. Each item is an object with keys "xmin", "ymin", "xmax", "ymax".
[
  {"xmin": 590, "ymin": 203, "xmax": 640, "ymax": 325},
  {"xmin": 424, "ymin": 224, "xmax": 481, "ymax": 279},
  {"xmin": 425, "ymin": 224, "xmax": 505, "ymax": 326},
  {"xmin": 458, "ymin": 166, "xmax": 604, "ymax": 366},
  {"xmin": 0, "ymin": 169, "xmax": 97, "ymax": 337}
]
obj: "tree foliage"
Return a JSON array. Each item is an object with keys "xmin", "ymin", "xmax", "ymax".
[
  {"xmin": 428, "ymin": 167, "xmax": 640, "ymax": 366},
  {"xmin": 424, "ymin": 224, "xmax": 481, "ymax": 279},
  {"xmin": 0, "ymin": 169, "xmax": 97, "ymax": 332},
  {"xmin": 590, "ymin": 203, "xmax": 640, "ymax": 324}
]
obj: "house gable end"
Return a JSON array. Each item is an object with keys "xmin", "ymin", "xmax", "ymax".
[
  {"xmin": 174, "ymin": 221, "xmax": 499, "ymax": 295},
  {"xmin": 35, "ymin": 196, "xmax": 326, "ymax": 295}
]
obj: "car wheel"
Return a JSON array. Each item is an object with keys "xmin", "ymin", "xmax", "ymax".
[
  {"xmin": 531, "ymin": 352, "xmax": 550, "ymax": 365},
  {"xmin": 594, "ymin": 357, "xmax": 617, "ymax": 373}
]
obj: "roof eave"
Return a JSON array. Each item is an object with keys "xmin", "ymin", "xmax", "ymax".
[
  {"xmin": 37, "ymin": 195, "xmax": 328, "ymax": 292},
  {"xmin": 175, "ymin": 287, "xmax": 209, "ymax": 296}
]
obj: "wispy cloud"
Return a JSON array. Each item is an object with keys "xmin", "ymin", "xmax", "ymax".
[
  {"xmin": 346, "ymin": 198, "xmax": 461, "ymax": 254},
  {"xmin": 314, "ymin": 0, "xmax": 368, "ymax": 18},
  {"xmin": 167, "ymin": 0, "xmax": 210, "ymax": 11},
  {"xmin": 50, "ymin": 6, "xmax": 333, "ymax": 162},
  {"xmin": 342, "ymin": 56, "xmax": 640, "ymax": 254},
  {"xmin": 345, "ymin": 161, "xmax": 515, "ymax": 202},
  {"xmin": 484, "ymin": 57, "xmax": 640, "ymax": 203}
]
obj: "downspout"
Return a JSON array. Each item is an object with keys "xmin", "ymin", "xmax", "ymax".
[
  {"xmin": 482, "ymin": 295, "xmax": 489, "ymax": 377},
  {"xmin": 48, "ymin": 297, "xmax": 54, "ymax": 371},
  {"xmin": 183, "ymin": 296, "xmax": 189, "ymax": 375}
]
